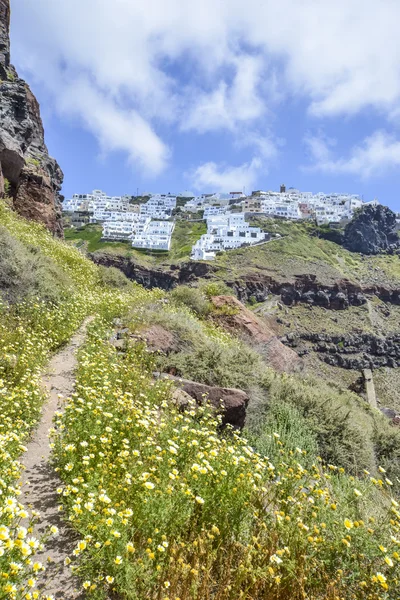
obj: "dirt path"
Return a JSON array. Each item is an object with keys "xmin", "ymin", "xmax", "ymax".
[{"xmin": 19, "ymin": 320, "xmax": 91, "ymax": 599}]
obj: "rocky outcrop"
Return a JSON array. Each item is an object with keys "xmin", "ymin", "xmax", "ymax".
[
  {"xmin": 141, "ymin": 325, "xmax": 179, "ymax": 354},
  {"xmin": 343, "ymin": 204, "xmax": 400, "ymax": 255},
  {"xmin": 0, "ymin": 0, "xmax": 63, "ymax": 235},
  {"xmin": 164, "ymin": 375, "xmax": 249, "ymax": 429},
  {"xmin": 230, "ymin": 273, "xmax": 369, "ymax": 309},
  {"xmin": 90, "ymin": 252, "xmax": 214, "ymax": 290},
  {"xmin": 283, "ymin": 331, "xmax": 400, "ymax": 370},
  {"xmin": 90, "ymin": 252, "xmax": 400, "ymax": 310},
  {"xmin": 211, "ymin": 295, "xmax": 302, "ymax": 373},
  {"xmin": 380, "ymin": 407, "xmax": 400, "ymax": 426}
]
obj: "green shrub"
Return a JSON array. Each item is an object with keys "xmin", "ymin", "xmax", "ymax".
[
  {"xmin": 170, "ymin": 285, "xmax": 211, "ymax": 316},
  {"xmin": 251, "ymin": 372, "xmax": 378, "ymax": 476},
  {"xmin": 3, "ymin": 178, "xmax": 11, "ymax": 196},
  {"xmin": 159, "ymin": 336, "xmax": 264, "ymax": 389},
  {"xmin": 245, "ymin": 400, "xmax": 319, "ymax": 468},
  {"xmin": 373, "ymin": 419, "xmax": 400, "ymax": 487},
  {"xmin": 26, "ymin": 157, "xmax": 40, "ymax": 168},
  {"xmin": 199, "ymin": 280, "xmax": 233, "ymax": 298},
  {"xmin": 98, "ymin": 265, "xmax": 132, "ymax": 288},
  {"xmin": 0, "ymin": 226, "xmax": 72, "ymax": 304}
]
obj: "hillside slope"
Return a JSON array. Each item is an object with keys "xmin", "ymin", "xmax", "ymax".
[
  {"xmin": 0, "ymin": 202, "xmax": 400, "ymax": 599},
  {"xmin": 84, "ymin": 219, "xmax": 400, "ymax": 410}
]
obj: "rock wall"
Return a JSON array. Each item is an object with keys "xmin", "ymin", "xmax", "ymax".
[
  {"xmin": 0, "ymin": 0, "xmax": 63, "ymax": 236},
  {"xmin": 282, "ymin": 331, "xmax": 400, "ymax": 370},
  {"xmin": 91, "ymin": 252, "xmax": 400, "ymax": 309},
  {"xmin": 90, "ymin": 252, "xmax": 214, "ymax": 290}
]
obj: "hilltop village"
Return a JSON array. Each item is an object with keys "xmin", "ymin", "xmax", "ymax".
[{"xmin": 63, "ymin": 186, "xmax": 380, "ymax": 260}]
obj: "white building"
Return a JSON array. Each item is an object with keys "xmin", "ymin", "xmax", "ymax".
[
  {"xmin": 191, "ymin": 214, "xmax": 266, "ymax": 261},
  {"xmin": 139, "ymin": 194, "xmax": 177, "ymax": 220},
  {"xmin": 203, "ymin": 206, "xmax": 227, "ymax": 218},
  {"xmin": 102, "ymin": 215, "xmax": 151, "ymax": 242},
  {"xmin": 240, "ymin": 188, "xmax": 372, "ymax": 224},
  {"xmin": 131, "ymin": 220, "xmax": 175, "ymax": 251},
  {"xmin": 63, "ymin": 190, "xmax": 130, "ymax": 220}
]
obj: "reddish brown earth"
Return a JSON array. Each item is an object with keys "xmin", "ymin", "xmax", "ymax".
[{"xmin": 211, "ymin": 295, "xmax": 303, "ymax": 373}]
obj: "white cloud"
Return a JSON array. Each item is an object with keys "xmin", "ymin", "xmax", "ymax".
[
  {"xmin": 189, "ymin": 130, "xmax": 280, "ymax": 192},
  {"xmin": 190, "ymin": 158, "xmax": 262, "ymax": 193},
  {"xmin": 57, "ymin": 78, "xmax": 169, "ymax": 174},
  {"xmin": 304, "ymin": 130, "xmax": 400, "ymax": 179},
  {"xmin": 10, "ymin": 0, "xmax": 400, "ymax": 179},
  {"xmin": 183, "ymin": 55, "xmax": 267, "ymax": 133}
]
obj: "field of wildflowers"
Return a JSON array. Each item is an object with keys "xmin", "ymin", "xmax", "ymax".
[
  {"xmin": 0, "ymin": 201, "xmax": 400, "ymax": 599},
  {"xmin": 54, "ymin": 319, "xmax": 400, "ymax": 599},
  {"xmin": 0, "ymin": 202, "xmax": 140, "ymax": 598}
]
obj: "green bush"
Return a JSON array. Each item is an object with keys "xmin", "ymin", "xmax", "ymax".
[
  {"xmin": 98, "ymin": 265, "xmax": 132, "ymax": 288},
  {"xmin": 3, "ymin": 178, "xmax": 11, "ymax": 196},
  {"xmin": 248, "ymin": 371, "xmax": 378, "ymax": 476},
  {"xmin": 159, "ymin": 336, "xmax": 264, "ymax": 389},
  {"xmin": 373, "ymin": 419, "xmax": 400, "ymax": 487},
  {"xmin": 133, "ymin": 302, "xmax": 264, "ymax": 389},
  {"xmin": 0, "ymin": 226, "xmax": 72, "ymax": 304},
  {"xmin": 199, "ymin": 280, "xmax": 233, "ymax": 298},
  {"xmin": 245, "ymin": 400, "xmax": 319, "ymax": 468},
  {"xmin": 170, "ymin": 285, "xmax": 212, "ymax": 316}
]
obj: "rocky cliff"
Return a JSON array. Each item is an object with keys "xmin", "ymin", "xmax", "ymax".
[
  {"xmin": 90, "ymin": 251, "xmax": 400, "ymax": 311},
  {"xmin": 343, "ymin": 204, "xmax": 400, "ymax": 254},
  {"xmin": 211, "ymin": 295, "xmax": 303, "ymax": 373},
  {"xmin": 0, "ymin": 0, "xmax": 63, "ymax": 236},
  {"xmin": 282, "ymin": 330, "xmax": 400, "ymax": 370}
]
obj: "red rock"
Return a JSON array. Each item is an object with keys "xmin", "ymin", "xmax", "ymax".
[
  {"xmin": 211, "ymin": 295, "xmax": 302, "ymax": 373},
  {"xmin": 141, "ymin": 324, "xmax": 179, "ymax": 354}
]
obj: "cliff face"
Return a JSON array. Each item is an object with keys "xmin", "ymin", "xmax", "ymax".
[
  {"xmin": 343, "ymin": 204, "xmax": 400, "ymax": 255},
  {"xmin": 0, "ymin": 0, "xmax": 63, "ymax": 236}
]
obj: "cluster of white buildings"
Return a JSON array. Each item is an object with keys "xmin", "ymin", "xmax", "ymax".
[
  {"xmin": 191, "ymin": 211, "xmax": 267, "ymax": 261},
  {"xmin": 63, "ymin": 185, "xmax": 378, "ymax": 260},
  {"xmin": 177, "ymin": 187, "xmax": 375, "ymax": 226},
  {"xmin": 63, "ymin": 190, "xmax": 176, "ymax": 251},
  {"xmin": 182, "ymin": 192, "xmax": 244, "ymax": 213},
  {"xmin": 240, "ymin": 188, "xmax": 369, "ymax": 225},
  {"xmin": 139, "ymin": 194, "xmax": 176, "ymax": 219},
  {"xmin": 62, "ymin": 189, "xmax": 132, "ymax": 220}
]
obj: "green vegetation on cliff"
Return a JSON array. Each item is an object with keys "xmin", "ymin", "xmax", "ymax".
[{"xmin": 212, "ymin": 219, "xmax": 400, "ymax": 287}]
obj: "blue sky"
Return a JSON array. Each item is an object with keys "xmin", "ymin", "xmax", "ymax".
[{"xmin": 10, "ymin": 0, "xmax": 400, "ymax": 210}]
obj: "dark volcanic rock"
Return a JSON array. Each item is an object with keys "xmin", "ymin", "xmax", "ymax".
[
  {"xmin": 283, "ymin": 331, "xmax": 400, "ymax": 370},
  {"xmin": 90, "ymin": 252, "xmax": 214, "ymax": 290},
  {"xmin": 343, "ymin": 204, "xmax": 400, "ymax": 255},
  {"xmin": 90, "ymin": 253, "xmax": 400, "ymax": 312},
  {"xmin": 0, "ymin": 0, "xmax": 63, "ymax": 235}
]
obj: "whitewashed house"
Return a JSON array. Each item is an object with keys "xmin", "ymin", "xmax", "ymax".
[
  {"xmin": 140, "ymin": 194, "xmax": 177, "ymax": 220},
  {"xmin": 131, "ymin": 220, "xmax": 175, "ymax": 251},
  {"xmin": 191, "ymin": 214, "xmax": 266, "ymax": 261},
  {"xmin": 102, "ymin": 221, "xmax": 136, "ymax": 241}
]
